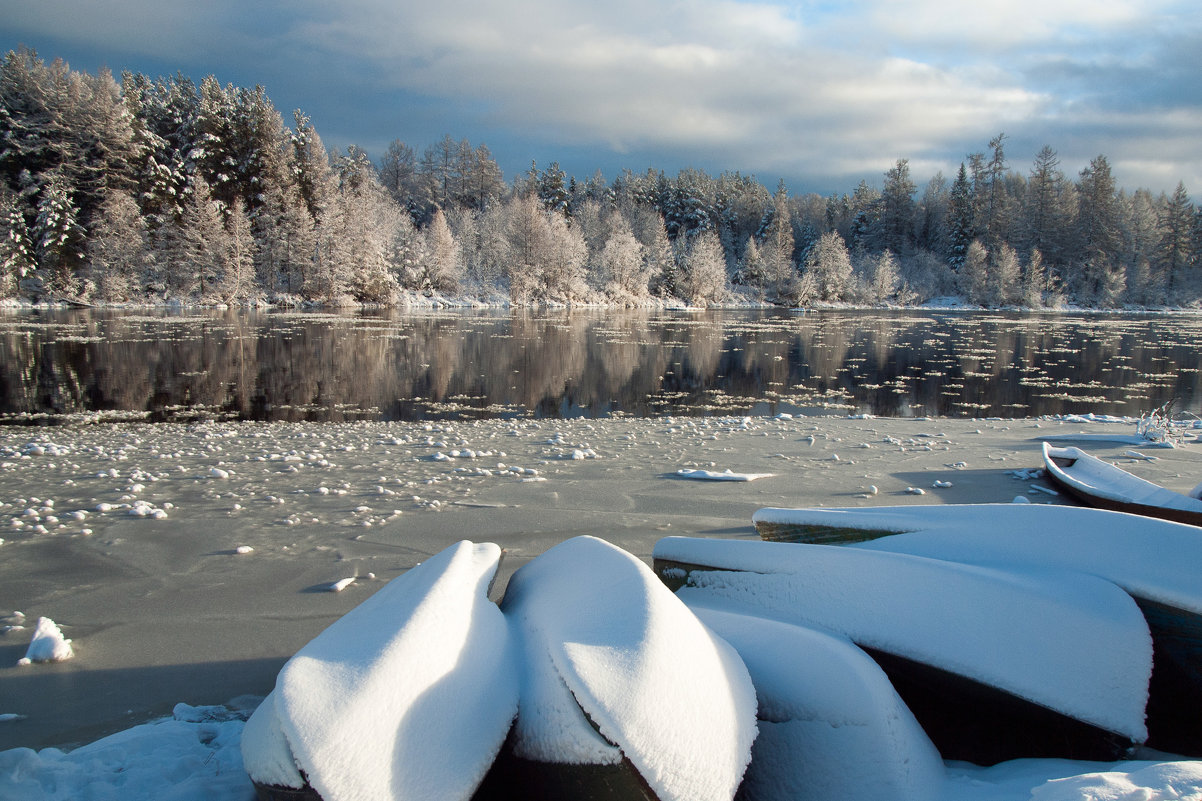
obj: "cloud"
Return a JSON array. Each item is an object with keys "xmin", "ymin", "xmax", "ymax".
[{"xmin": 2, "ymin": 0, "xmax": 1199, "ymax": 192}]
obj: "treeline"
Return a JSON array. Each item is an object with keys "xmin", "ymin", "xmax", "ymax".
[{"xmin": 2, "ymin": 47, "xmax": 1200, "ymax": 309}]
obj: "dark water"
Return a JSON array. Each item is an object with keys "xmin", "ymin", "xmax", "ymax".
[{"xmin": 1, "ymin": 308, "xmax": 1200, "ymax": 423}]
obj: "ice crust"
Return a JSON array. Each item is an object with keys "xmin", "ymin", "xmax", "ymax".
[{"xmin": 655, "ymin": 536, "xmax": 1152, "ymax": 742}]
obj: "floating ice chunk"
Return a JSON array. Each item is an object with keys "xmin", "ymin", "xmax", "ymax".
[
  {"xmin": 18, "ymin": 617, "xmax": 74, "ymax": 665},
  {"xmin": 210, "ymin": 467, "xmax": 230, "ymax": 479},
  {"xmin": 904, "ymin": 486, "xmax": 926, "ymax": 495},
  {"xmin": 326, "ymin": 577, "xmax": 356, "ymax": 593},
  {"xmin": 676, "ymin": 468, "xmax": 774, "ymax": 482},
  {"xmin": 235, "ymin": 545, "xmax": 254, "ymax": 555},
  {"xmin": 933, "ymin": 480, "xmax": 954, "ymax": 489}
]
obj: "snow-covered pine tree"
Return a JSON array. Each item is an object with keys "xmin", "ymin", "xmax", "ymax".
[
  {"xmin": 1157, "ymin": 182, "xmax": 1193, "ymax": 300},
  {"xmin": 34, "ymin": 170, "xmax": 87, "ymax": 297},
  {"xmin": 681, "ymin": 229, "xmax": 727, "ymax": 305},
  {"xmin": 421, "ymin": 208, "xmax": 462, "ymax": 294},
  {"xmin": 945, "ymin": 163, "xmax": 974, "ymax": 270},
  {"xmin": 86, "ymin": 189, "xmax": 147, "ymax": 301},
  {"xmin": 0, "ymin": 188, "xmax": 35, "ymax": 297},
  {"xmin": 802, "ymin": 230, "xmax": 854, "ymax": 302},
  {"xmin": 960, "ymin": 240, "xmax": 990, "ymax": 305}
]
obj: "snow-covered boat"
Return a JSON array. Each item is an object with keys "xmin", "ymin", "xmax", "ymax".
[
  {"xmin": 686, "ymin": 601, "xmax": 945, "ymax": 801},
  {"xmin": 653, "ymin": 535, "xmax": 1152, "ymax": 764},
  {"xmin": 1042, "ymin": 441, "xmax": 1202, "ymax": 527},
  {"xmin": 241, "ymin": 541, "xmax": 518, "ymax": 801},
  {"xmin": 487, "ymin": 536, "xmax": 757, "ymax": 801},
  {"xmin": 754, "ymin": 502, "xmax": 1202, "ymax": 755}
]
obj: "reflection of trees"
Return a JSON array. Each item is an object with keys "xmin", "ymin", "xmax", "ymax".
[{"xmin": 0, "ymin": 309, "xmax": 1200, "ymax": 422}]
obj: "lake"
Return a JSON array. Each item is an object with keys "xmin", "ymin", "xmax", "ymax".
[{"xmin": 1, "ymin": 308, "xmax": 1199, "ymax": 423}]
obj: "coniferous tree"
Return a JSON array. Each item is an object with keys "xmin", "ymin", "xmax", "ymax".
[
  {"xmin": 0, "ymin": 187, "xmax": 35, "ymax": 296},
  {"xmin": 1074, "ymin": 155, "xmax": 1124, "ymax": 305},
  {"xmin": 680, "ymin": 229, "xmax": 727, "ymax": 305},
  {"xmin": 86, "ymin": 189, "xmax": 147, "ymax": 301},
  {"xmin": 760, "ymin": 180, "xmax": 796, "ymax": 300},
  {"xmin": 221, "ymin": 197, "xmax": 255, "ymax": 302},
  {"xmin": 961, "ymin": 239, "xmax": 990, "ymax": 305},
  {"xmin": 801, "ymin": 230, "xmax": 854, "ymax": 302},
  {"xmin": 881, "ymin": 159, "xmax": 916, "ymax": 254},
  {"xmin": 945, "ymin": 163, "xmax": 974, "ymax": 270},
  {"xmin": 1157, "ymin": 182, "xmax": 1193, "ymax": 299},
  {"xmin": 33, "ymin": 170, "xmax": 86, "ymax": 295},
  {"xmin": 421, "ymin": 208, "xmax": 462, "ymax": 294}
]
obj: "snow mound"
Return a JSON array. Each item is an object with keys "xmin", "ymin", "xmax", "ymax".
[
  {"xmin": 0, "ymin": 714, "xmax": 252, "ymax": 800},
  {"xmin": 1030, "ymin": 761, "xmax": 1202, "ymax": 801},
  {"xmin": 654, "ymin": 536, "xmax": 1151, "ymax": 743},
  {"xmin": 501, "ymin": 535, "xmax": 757, "ymax": 801},
  {"xmin": 243, "ymin": 540, "xmax": 517, "ymax": 801},
  {"xmin": 686, "ymin": 600, "xmax": 944, "ymax": 801},
  {"xmin": 18, "ymin": 617, "xmax": 74, "ymax": 665}
]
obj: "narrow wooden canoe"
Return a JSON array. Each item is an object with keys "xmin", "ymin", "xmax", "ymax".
[
  {"xmin": 1042, "ymin": 441, "xmax": 1202, "ymax": 527},
  {"xmin": 834, "ymin": 503, "xmax": 1202, "ymax": 755},
  {"xmin": 242, "ymin": 541, "xmax": 518, "ymax": 801},
  {"xmin": 498, "ymin": 536, "xmax": 757, "ymax": 801},
  {"xmin": 653, "ymin": 536, "xmax": 1151, "ymax": 765}
]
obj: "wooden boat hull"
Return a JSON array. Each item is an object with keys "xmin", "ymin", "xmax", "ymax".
[
  {"xmin": 1133, "ymin": 597, "xmax": 1202, "ymax": 756},
  {"xmin": 754, "ymin": 514, "xmax": 897, "ymax": 544},
  {"xmin": 471, "ymin": 740, "xmax": 658, "ymax": 801},
  {"xmin": 251, "ymin": 782, "xmax": 321, "ymax": 801},
  {"xmin": 1043, "ymin": 442, "xmax": 1202, "ymax": 527},
  {"xmin": 252, "ymin": 743, "xmax": 661, "ymax": 801},
  {"xmin": 860, "ymin": 647, "xmax": 1135, "ymax": 764}
]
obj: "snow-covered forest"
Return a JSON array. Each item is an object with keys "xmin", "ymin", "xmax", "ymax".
[{"xmin": 2, "ymin": 48, "xmax": 1200, "ymax": 309}]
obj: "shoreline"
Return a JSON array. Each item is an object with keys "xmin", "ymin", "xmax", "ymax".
[{"xmin": 2, "ymin": 413, "xmax": 1200, "ymax": 751}]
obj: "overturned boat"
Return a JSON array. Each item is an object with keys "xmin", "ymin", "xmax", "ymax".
[
  {"xmin": 653, "ymin": 535, "xmax": 1152, "ymax": 765},
  {"xmin": 241, "ymin": 541, "xmax": 519, "ymax": 801}
]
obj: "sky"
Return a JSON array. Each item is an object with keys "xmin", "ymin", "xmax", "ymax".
[{"xmin": 2, "ymin": 0, "xmax": 1200, "ymax": 198}]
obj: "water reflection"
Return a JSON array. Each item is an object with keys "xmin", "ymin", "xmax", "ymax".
[{"xmin": 1, "ymin": 308, "xmax": 1199, "ymax": 423}]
